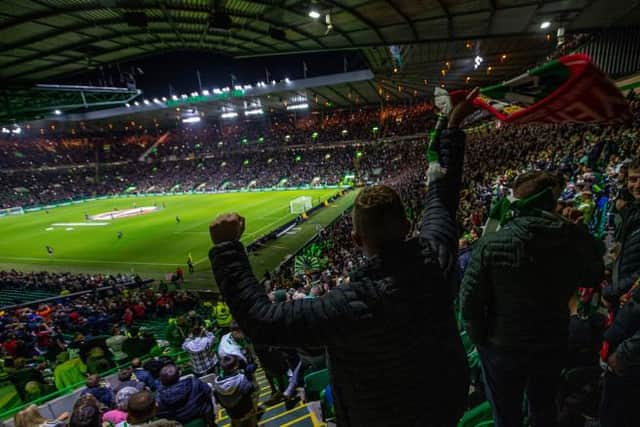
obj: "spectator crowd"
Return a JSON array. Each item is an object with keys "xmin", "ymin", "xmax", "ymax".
[{"xmin": 1, "ymin": 95, "xmax": 640, "ymax": 426}]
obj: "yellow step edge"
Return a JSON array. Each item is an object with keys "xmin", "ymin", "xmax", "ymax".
[
  {"xmin": 258, "ymin": 403, "xmax": 307, "ymax": 425},
  {"xmin": 217, "ymin": 401, "xmax": 287, "ymax": 424},
  {"xmin": 280, "ymin": 413, "xmax": 312, "ymax": 427}
]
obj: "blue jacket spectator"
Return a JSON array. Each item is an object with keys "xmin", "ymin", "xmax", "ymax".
[
  {"xmin": 82, "ymin": 374, "xmax": 114, "ymax": 408},
  {"xmin": 156, "ymin": 364, "xmax": 214, "ymax": 427}
]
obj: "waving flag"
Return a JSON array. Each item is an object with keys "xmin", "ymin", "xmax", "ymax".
[{"xmin": 454, "ymin": 54, "xmax": 629, "ymax": 124}]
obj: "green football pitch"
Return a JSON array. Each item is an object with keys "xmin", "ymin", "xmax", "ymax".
[{"xmin": 0, "ymin": 189, "xmax": 357, "ymax": 290}]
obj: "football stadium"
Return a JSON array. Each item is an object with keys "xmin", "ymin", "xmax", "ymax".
[{"xmin": 1, "ymin": 1, "xmax": 640, "ymax": 426}]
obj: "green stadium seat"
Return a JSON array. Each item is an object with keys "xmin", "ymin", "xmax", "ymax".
[
  {"xmin": 182, "ymin": 417, "xmax": 207, "ymax": 427},
  {"xmin": 303, "ymin": 369, "xmax": 329, "ymax": 402},
  {"xmin": 457, "ymin": 401, "xmax": 493, "ymax": 427}
]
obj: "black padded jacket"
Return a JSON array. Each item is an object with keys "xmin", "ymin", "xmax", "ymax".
[
  {"xmin": 209, "ymin": 130, "xmax": 469, "ymax": 426},
  {"xmin": 460, "ymin": 211, "xmax": 604, "ymax": 351}
]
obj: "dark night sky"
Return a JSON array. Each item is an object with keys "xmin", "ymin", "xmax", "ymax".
[{"xmin": 56, "ymin": 50, "xmax": 368, "ymax": 99}]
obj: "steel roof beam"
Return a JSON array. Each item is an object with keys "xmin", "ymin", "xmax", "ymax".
[
  {"xmin": 324, "ymin": 0, "xmax": 386, "ymax": 44},
  {"xmin": 3, "ymin": 40, "xmax": 257, "ymax": 82},
  {"xmin": 0, "ymin": 9, "xmax": 305, "ymax": 55},
  {"xmin": 1, "ymin": 26, "xmax": 278, "ymax": 72},
  {"xmin": 384, "ymin": 0, "xmax": 418, "ymax": 40}
]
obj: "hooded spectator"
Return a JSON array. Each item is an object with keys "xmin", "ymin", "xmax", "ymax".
[{"xmin": 156, "ymin": 364, "xmax": 215, "ymax": 427}]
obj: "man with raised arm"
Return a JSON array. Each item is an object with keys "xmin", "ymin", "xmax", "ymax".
[{"xmin": 208, "ymin": 91, "xmax": 479, "ymax": 427}]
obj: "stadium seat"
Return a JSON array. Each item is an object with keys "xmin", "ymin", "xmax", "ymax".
[
  {"xmin": 303, "ymin": 369, "xmax": 330, "ymax": 402},
  {"xmin": 457, "ymin": 401, "xmax": 493, "ymax": 427}
]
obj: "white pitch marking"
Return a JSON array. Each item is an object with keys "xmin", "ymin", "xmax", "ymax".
[{"xmin": 52, "ymin": 222, "xmax": 109, "ymax": 227}]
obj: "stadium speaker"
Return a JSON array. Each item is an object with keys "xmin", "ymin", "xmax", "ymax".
[
  {"xmin": 269, "ymin": 27, "xmax": 287, "ymax": 41},
  {"xmin": 123, "ymin": 11, "xmax": 148, "ymax": 28},
  {"xmin": 209, "ymin": 11, "xmax": 232, "ymax": 31}
]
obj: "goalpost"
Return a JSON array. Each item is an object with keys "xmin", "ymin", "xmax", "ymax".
[{"xmin": 289, "ymin": 196, "xmax": 312, "ymax": 214}]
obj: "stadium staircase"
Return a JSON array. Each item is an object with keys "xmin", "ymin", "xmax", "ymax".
[{"xmin": 215, "ymin": 367, "xmax": 325, "ymax": 427}]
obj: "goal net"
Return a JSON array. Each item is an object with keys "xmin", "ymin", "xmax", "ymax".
[
  {"xmin": 0, "ymin": 207, "xmax": 24, "ymax": 217},
  {"xmin": 289, "ymin": 196, "xmax": 312, "ymax": 214}
]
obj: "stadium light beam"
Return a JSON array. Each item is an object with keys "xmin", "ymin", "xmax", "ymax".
[
  {"xmin": 308, "ymin": 9, "xmax": 321, "ymax": 19},
  {"xmin": 53, "ymin": 109, "xmax": 62, "ymax": 115},
  {"xmin": 245, "ymin": 108, "xmax": 264, "ymax": 116},
  {"xmin": 540, "ymin": 21, "xmax": 551, "ymax": 29},
  {"xmin": 286, "ymin": 103, "xmax": 309, "ymax": 111},
  {"xmin": 143, "ymin": 99, "xmax": 150, "ymax": 105},
  {"xmin": 474, "ymin": 56, "xmax": 483, "ymax": 70}
]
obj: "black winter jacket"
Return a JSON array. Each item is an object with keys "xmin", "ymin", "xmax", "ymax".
[
  {"xmin": 606, "ymin": 202, "xmax": 640, "ymax": 301},
  {"xmin": 604, "ymin": 286, "xmax": 640, "ymax": 377},
  {"xmin": 210, "ymin": 130, "xmax": 469, "ymax": 426},
  {"xmin": 460, "ymin": 211, "xmax": 604, "ymax": 351}
]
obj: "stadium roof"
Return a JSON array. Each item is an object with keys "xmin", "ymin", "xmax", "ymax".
[{"xmin": 1, "ymin": 0, "xmax": 638, "ymax": 107}]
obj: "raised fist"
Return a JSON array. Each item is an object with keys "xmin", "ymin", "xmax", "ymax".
[{"xmin": 209, "ymin": 213, "xmax": 245, "ymax": 244}]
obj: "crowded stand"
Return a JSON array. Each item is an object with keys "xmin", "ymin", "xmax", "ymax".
[{"xmin": 0, "ymin": 88, "xmax": 640, "ymax": 427}]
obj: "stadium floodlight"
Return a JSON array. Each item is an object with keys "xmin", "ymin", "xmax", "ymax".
[
  {"xmin": 125, "ymin": 103, "xmax": 131, "ymax": 108},
  {"xmin": 182, "ymin": 116, "xmax": 201, "ymax": 124},
  {"xmin": 221, "ymin": 112, "xmax": 239, "ymax": 119},
  {"xmin": 153, "ymin": 98, "xmax": 160, "ymax": 103},
  {"xmin": 245, "ymin": 108, "xmax": 264, "ymax": 116},
  {"xmin": 143, "ymin": 99, "xmax": 150, "ymax": 105},
  {"xmin": 540, "ymin": 21, "xmax": 551, "ymax": 29},
  {"xmin": 134, "ymin": 101, "xmax": 140, "ymax": 106},
  {"xmin": 284, "ymin": 77, "xmax": 291, "ymax": 84},
  {"xmin": 53, "ymin": 109, "xmax": 62, "ymax": 115},
  {"xmin": 286, "ymin": 103, "xmax": 308, "ymax": 111},
  {"xmin": 243, "ymin": 85, "xmax": 252, "ymax": 90},
  {"xmin": 474, "ymin": 55, "xmax": 483, "ymax": 70},
  {"xmin": 191, "ymin": 91, "xmax": 198, "ymax": 97},
  {"xmin": 222, "ymin": 87, "xmax": 230, "ymax": 92},
  {"xmin": 271, "ymin": 80, "xmax": 276, "ymax": 85},
  {"xmin": 234, "ymin": 85, "xmax": 242, "ymax": 90},
  {"xmin": 213, "ymin": 88, "xmax": 222, "ymax": 94},
  {"xmin": 1, "ymin": 127, "xmax": 10, "ymax": 133},
  {"xmin": 12, "ymin": 126, "xmax": 21, "ymax": 134},
  {"xmin": 161, "ymin": 97, "xmax": 167, "ymax": 102},
  {"xmin": 341, "ymin": 129, "xmax": 348, "ymax": 136},
  {"xmin": 181, "ymin": 94, "xmax": 188, "ymax": 99},
  {"xmin": 308, "ymin": 9, "xmax": 321, "ymax": 19},
  {"xmin": 171, "ymin": 95, "xmax": 178, "ymax": 100},
  {"xmin": 285, "ymin": 134, "xmax": 291, "ymax": 141},
  {"xmin": 202, "ymin": 90, "xmax": 210, "ymax": 96}
]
